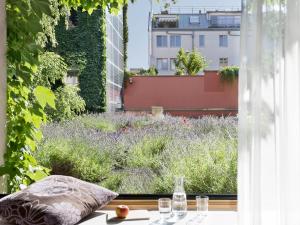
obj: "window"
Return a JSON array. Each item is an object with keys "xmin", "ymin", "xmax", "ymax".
[
  {"xmin": 170, "ymin": 35, "xmax": 181, "ymax": 48},
  {"xmin": 157, "ymin": 58, "xmax": 168, "ymax": 70},
  {"xmin": 68, "ymin": 9, "xmax": 79, "ymax": 28},
  {"xmin": 219, "ymin": 57, "xmax": 228, "ymax": 67},
  {"xmin": 190, "ymin": 16, "xmax": 200, "ymax": 24},
  {"xmin": 157, "ymin": 35, "xmax": 168, "ymax": 47},
  {"xmin": 170, "ymin": 58, "xmax": 176, "ymax": 71},
  {"xmin": 66, "ymin": 69, "xmax": 79, "ymax": 85},
  {"xmin": 199, "ymin": 35, "xmax": 205, "ymax": 47},
  {"xmin": 219, "ymin": 35, "xmax": 228, "ymax": 47}
]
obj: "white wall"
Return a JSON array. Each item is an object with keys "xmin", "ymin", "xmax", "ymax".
[
  {"xmin": 0, "ymin": 0, "xmax": 6, "ymax": 192},
  {"xmin": 151, "ymin": 30, "xmax": 240, "ymax": 75}
]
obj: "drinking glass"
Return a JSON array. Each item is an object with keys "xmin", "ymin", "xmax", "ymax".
[
  {"xmin": 158, "ymin": 198, "xmax": 172, "ymax": 221},
  {"xmin": 196, "ymin": 196, "xmax": 209, "ymax": 216}
]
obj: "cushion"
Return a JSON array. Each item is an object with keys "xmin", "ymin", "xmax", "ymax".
[{"xmin": 0, "ymin": 175, "xmax": 118, "ymax": 225}]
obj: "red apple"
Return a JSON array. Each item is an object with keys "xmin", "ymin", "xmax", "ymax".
[{"xmin": 115, "ymin": 205, "xmax": 129, "ymax": 219}]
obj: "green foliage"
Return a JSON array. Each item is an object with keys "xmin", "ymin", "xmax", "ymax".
[
  {"xmin": 35, "ymin": 139, "xmax": 112, "ymax": 183},
  {"xmin": 3, "ymin": 0, "xmax": 61, "ymax": 192},
  {"xmin": 219, "ymin": 66, "xmax": 239, "ymax": 83},
  {"xmin": 127, "ymin": 137, "xmax": 169, "ymax": 174},
  {"xmin": 123, "ymin": 3, "xmax": 128, "ymax": 69},
  {"xmin": 175, "ymin": 48, "xmax": 207, "ymax": 76},
  {"xmin": 153, "ymin": 139, "xmax": 237, "ymax": 194},
  {"xmin": 55, "ymin": 9, "xmax": 107, "ymax": 112},
  {"xmin": 78, "ymin": 115, "xmax": 117, "ymax": 132},
  {"xmin": 47, "ymin": 86, "xmax": 86, "ymax": 121},
  {"xmin": 38, "ymin": 114, "xmax": 237, "ymax": 194},
  {"xmin": 4, "ymin": 0, "xmax": 125, "ymax": 192},
  {"xmin": 138, "ymin": 66, "xmax": 158, "ymax": 76},
  {"xmin": 34, "ymin": 52, "xmax": 68, "ymax": 88}
]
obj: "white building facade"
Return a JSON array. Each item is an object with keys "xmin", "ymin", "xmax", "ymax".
[{"xmin": 150, "ymin": 10, "xmax": 241, "ymax": 75}]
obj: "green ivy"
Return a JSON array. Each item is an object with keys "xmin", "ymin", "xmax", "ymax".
[
  {"xmin": 123, "ymin": 3, "xmax": 128, "ymax": 69},
  {"xmin": 3, "ymin": 0, "xmax": 125, "ymax": 193},
  {"xmin": 54, "ymin": 9, "xmax": 107, "ymax": 112},
  {"xmin": 218, "ymin": 66, "xmax": 239, "ymax": 83}
]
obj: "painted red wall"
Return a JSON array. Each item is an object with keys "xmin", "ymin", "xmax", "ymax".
[{"xmin": 124, "ymin": 71, "xmax": 238, "ymax": 117}]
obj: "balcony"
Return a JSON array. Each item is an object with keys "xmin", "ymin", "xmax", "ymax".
[
  {"xmin": 152, "ymin": 15, "xmax": 179, "ymax": 29},
  {"xmin": 209, "ymin": 16, "xmax": 241, "ymax": 28}
]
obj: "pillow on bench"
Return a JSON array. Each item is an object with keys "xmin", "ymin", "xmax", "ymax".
[{"xmin": 0, "ymin": 175, "xmax": 118, "ymax": 225}]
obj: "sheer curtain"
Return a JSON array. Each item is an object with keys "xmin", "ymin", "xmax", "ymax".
[{"xmin": 238, "ymin": 0, "xmax": 300, "ymax": 224}]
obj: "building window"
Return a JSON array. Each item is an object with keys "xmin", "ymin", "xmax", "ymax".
[
  {"xmin": 199, "ymin": 35, "xmax": 205, "ymax": 47},
  {"xmin": 170, "ymin": 58, "xmax": 177, "ymax": 71},
  {"xmin": 219, "ymin": 57, "xmax": 228, "ymax": 67},
  {"xmin": 65, "ymin": 69, "xmax": 79, "ymax": 85},
  {"xmin": 68, "ymin": 9, "xmax": 79, "ymax": 28},
  {"xmin": 219, "ymin": 35, "xmax": 228, "ymax": 47},
  {"xmin": 170, "ymin": 35, "xmax": 181, "ymax": 48},
  {"xmin": 190, "ymin": 16, "xmax": 200, "ymax": 24},
  {"xmin": 157, "ymin": 58, "xmax": 168, "ymax": 70},
  {"xmin": 157, "ymin": 35, "xmax": 168, "ymax": 47}
]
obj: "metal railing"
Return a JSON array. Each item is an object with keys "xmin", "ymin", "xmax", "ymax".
[{"xmin": 159, "ymin": 6, "xmax": 241, "ymax": 14}]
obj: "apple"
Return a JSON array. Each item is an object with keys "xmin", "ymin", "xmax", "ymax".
[{"xmin": 115, "ymin": 205, "xmax": 129, "ymax": 219}]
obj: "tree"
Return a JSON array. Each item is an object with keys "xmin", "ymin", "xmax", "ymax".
[{"xmin": 175, "ymin": 48, "xmax": 207, "ymax": 76}]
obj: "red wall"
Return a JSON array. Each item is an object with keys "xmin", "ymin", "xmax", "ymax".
[{"xmin": 124, "ymin": 71, "xmax": 238, "ymax": 117}]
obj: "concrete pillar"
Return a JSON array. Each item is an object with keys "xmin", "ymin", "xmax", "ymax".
[{"xmin": 0, "ymin": 0, "xmax": 7, "ymax": 193}]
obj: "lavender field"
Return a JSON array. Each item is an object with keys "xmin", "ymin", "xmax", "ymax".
[{"xmin": 36, "ymin": 113, "xmax": 238, "ymax": 194}]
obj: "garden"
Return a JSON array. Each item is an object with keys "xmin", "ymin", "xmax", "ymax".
[{"xmin": 35, "ymin": 113, "xmax": 238, "ymax": 194}]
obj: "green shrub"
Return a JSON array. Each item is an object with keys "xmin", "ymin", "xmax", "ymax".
[
  {"xmin": 153, "ymin": 139, "xmax": 237, "ymax": 194},
  {"xmin": 175, "ymin": 48, "xmax": 207, "ymax": 76},
  {"xmin": 35, "ymin": 139, "xmax": 112, "ymax": 183},
  {"xmin": 127, "ymin": 137, "xmax": 169, "ymax": 175},
  {"xmin": 218, "ymin": 66, "xmax": 239, "ymax": 82},
  {"xmin": 39, "ymin": 114, "xmax": 238, "ymax": 194},
  {"xmin": 78, "ymin": 115, "xmax": 117, "ymax": 132},
  {"xmin": 47, "ymin": 86, "xmax": 86, "ymax": 121}
]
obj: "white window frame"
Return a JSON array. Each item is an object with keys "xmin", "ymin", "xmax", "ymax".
[
  {"xmin": 170, "ymin": 58, "xmax": 177, "ymax": 71},
  {"xmin": 157, "ymin": 58, "xmax": 169, "ymax": 71},
  {"xmin": 219, "ymin": 57, "xmax": 228, "ymax": 67},
  {"xmin": 156, "ymin": 35, "xmax": 168, "ymax": 48},
  {"xmin": 219, "ymin": 35, "xmax": 228, "ymax": 47},
  {"xmin": 199, "ymin": 35, "xmax": 205, "ymax": 47},
  {"xmin": 170, "ymin": 35, "xmax": 181, "ymax": 48}
]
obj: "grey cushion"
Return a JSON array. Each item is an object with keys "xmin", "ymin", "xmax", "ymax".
[{"xmin": 0, "ymin": 175, "xmax": 118, "ymax": 225}]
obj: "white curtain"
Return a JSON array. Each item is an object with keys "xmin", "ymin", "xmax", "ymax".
[{"xmin": 238, "ymin": 0, "xmax": 300, "ymax": 224}]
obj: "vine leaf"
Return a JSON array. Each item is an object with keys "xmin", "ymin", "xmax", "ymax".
[{"xmin": 33, "ymin": 86, "xmax": 56, "ymax": 109}]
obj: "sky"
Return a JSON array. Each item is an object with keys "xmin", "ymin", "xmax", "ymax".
[{"xmin": 128, "ymin": 0, "xmax": 241, "ymax": 69}]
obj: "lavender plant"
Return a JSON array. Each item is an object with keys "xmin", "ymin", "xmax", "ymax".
[{"xmin": 36, "ymin": 113, "xmax": 238, "ymax": 194}]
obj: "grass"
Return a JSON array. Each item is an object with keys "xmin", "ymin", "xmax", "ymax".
[{"xmin": 36, "ymin": 113, "xmax": 238, "ymax": 194}]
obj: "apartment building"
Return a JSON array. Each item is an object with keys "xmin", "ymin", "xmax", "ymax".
[{"xmin": 150, "ymin": 8, "xmax": 241, "ymax": 75}]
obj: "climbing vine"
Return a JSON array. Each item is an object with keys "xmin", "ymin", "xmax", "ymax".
[
  {"xmin": 2, "ymin": 0, "xmax": 125, "ymax": 193},
  {"xmin": 123, "ymin": 3, "xmax": 128, "ymax": 68},
  {"xmin": 55, "ymin": 9, "xmax": 107, "ymax": 112}
]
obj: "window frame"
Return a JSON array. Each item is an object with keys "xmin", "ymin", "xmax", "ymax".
[
  {"xmin": 170, "ymin": 58, "xmax": 177, "ymax": 71},
  {"xmin": 157, "ymin": 58, "xmax": 169, "ymax": 71},
  {"xmin": 219, "ymin": 35, "xmax": 228, "ymax": 47},
  {"xmin": 170, "ymin": 35, "xmax": 181, "ymax": 48},
  {"xmin": 156, "ymin": 35, "xmax": 168, "ymax": 48},
  {"xmin": 219, "ymin": 57, "xmax": 229, "ymax": 67},
  {"xmin": 199, "ymin": 35, "xmax": 205, "ymax": 47}
]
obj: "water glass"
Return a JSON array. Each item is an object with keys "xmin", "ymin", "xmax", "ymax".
[
  {"xmin": 158, "ymin": 198, "xmax": 172, "ymax": 220},
  {"xmin": 196, "ymin": 196, "xmax": 209, "ymax": 216}
]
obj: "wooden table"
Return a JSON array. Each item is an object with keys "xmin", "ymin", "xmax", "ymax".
[{"xmin": 79, "ymin": 211, "xmax": 237, "ymax": 225}]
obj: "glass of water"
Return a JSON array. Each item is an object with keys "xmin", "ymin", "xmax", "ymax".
[
  {"xmin": 158, "ymin": 198, "xmax": 172, "ymax": 221},
  {"xmin": 196, "ymin": 196, "xmax": 209, "ymax": 216}
]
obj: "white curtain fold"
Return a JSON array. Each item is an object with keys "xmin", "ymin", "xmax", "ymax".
[{"xmin": 238, "ymin": 0, "xmax": 300, "ymax": 224}]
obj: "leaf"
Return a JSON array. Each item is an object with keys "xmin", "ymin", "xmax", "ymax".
[{"xmin": 33, "ymin": 86, "xmax": 56, "ymax": 109}]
